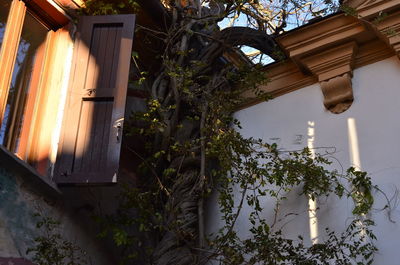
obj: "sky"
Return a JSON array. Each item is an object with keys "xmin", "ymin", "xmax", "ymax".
[{"xmin": 215, "ymin": 0, "xmax": 338, "ymax": 65}]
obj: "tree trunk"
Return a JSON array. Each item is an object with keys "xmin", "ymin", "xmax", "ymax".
[{"xmin": 153, "ymin": 170, "xmax": 200, "ymax": 265}]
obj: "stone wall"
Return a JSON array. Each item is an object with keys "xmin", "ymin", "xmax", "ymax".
[{"xmin": 0, "ymin": 148, "xmax": 116, "ymax": 265}]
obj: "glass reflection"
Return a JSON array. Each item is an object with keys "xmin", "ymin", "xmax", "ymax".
[{"xmin": 0, "ymin": 11, "xmax": 48, "ymax": 154}]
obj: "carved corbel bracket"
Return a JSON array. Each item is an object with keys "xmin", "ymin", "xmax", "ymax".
[
  {"xmin": 302, "ymin": 42, "xmax": 358, "ymax": 114},
  {"xmin": 320, "ymin": 73, "xmax": 353, "ymax": 113}
]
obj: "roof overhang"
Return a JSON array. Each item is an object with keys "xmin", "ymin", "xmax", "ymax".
[{"xmin": 242, "ymin": 0, "xmax": 400, "ymax": 113}]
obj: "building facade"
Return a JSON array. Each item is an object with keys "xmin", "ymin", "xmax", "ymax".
[
  {"xmin": 0, "ymin": 0, "xmax": 136, "ymax": 263},
  {"xmin": 207, "ymin": 0, "xmax": 400, "ymax": 264},
  {"xmin": 2, "ymin": 0, "xmax": 400, "ymax": 264}
]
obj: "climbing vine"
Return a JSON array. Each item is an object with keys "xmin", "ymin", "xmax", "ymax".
[
  {"xmin": 27, "ymin": 213, "xmax": 88, "ymax": 265},
  {"xmin": 81, "ymin": 0, "xmax": 379, "ymax": 264}
]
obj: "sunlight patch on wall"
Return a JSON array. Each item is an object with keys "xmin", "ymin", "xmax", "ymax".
[
  {"xmin": 307, "ymin": 120, "xmax": 319, "ymax": 244},
  {"xmin": 49, "ymin": 31, "xmax": 74, "ymax": 178},
  {"xmin": 347, "ymin": 118, "xmax": 362, "ymax": 170}
]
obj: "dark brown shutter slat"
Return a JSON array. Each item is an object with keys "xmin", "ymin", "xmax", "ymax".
[{"xmin": 54, "ymin": 14, "xmax": 135, "ymax": 184}]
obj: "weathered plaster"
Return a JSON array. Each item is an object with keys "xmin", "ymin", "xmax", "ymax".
[
  {"xmin": 0, "ymin": 257, "xmax": 34, "ymax": 265},
  {"xmin": 0, "ymin": 219, "xmax": 19, "ymax": 257},
  {"xmin": 0, "ymin": 163, "xmax": 116, "ymax": 264},
  {"xmin": 0, "ymin": 168, "xmax": 37, "ymax": 257}
]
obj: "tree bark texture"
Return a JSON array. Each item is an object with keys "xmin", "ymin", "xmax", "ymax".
[{"xmin": 141, "ymin": 5, "xmax": 280, "ymax": 264}]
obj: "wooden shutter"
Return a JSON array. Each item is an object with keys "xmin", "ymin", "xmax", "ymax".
[{"xmin": 54, "ymin": 15, "xmax": 135, "ymax": 184}]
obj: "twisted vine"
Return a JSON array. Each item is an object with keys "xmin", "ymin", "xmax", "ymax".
[{"xmin": 82, "ymin": 0, "xmax": 379, "ymax": 264}]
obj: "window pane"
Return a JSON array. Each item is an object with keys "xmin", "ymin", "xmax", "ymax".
[
  {"xmin": 0, "ymin": 11, "xmax": 48, "ymax": 154},
  {"xmin": 0, "ymin": 0, "xmax": 11, "ymax": 48}
]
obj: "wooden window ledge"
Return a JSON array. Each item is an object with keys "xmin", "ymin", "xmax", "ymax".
[{"xmin": 0, "ymin": 145, "xmax": 61, "ymax": 198}]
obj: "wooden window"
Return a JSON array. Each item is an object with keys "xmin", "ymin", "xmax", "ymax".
[
  {"xmin": 0, "ymin": 0, "xmax": 135, "ymax": 184},
  {"xmin": 0, "ymin": 0, "xmax": 70, "ymax": 170},
  {"xmin": 54, "ymin": 15, "xmax": 135, "ymax": 184},
  {"xmin": 0, "ymin": 0, "xmax": 12, "ymax": 49},
  {"xmin": 0, "ymin": 11, "xmax": 48, "ymax": 156}
]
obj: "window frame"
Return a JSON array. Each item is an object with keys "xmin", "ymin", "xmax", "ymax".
[
  {"xmin": 0, "ymin": 0, "xmax": 134, "ymax": 183},
  {"xmin": 0, "ymin": 0, "xmax": 73, "ymax": 175},
  {"xmin": 0, "ymin": 0, "xmax": 26, "ymax": 124}
]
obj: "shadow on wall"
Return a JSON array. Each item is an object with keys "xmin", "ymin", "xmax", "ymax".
[
  {"xmin": 0, "ymin": 257, "xmax": 34, "ymax": 264},
  {"xmin": 0, "ymin": 168, "xmax": 40, "ymax": 258}
]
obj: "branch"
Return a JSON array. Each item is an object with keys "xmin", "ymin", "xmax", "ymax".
[
  {"xmin": 198, "ymin": 102, "xmax": 208, "ymax": 248},
  {"xmin": 217, "ymin": 26, "xmax": 281, "ymax": 60}
]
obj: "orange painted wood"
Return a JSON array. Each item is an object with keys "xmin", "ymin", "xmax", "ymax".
[
  {"xmin": 0, "ymin": 0, "xmax": 26, "ymax": 128},
  {"xmin": 55, "ymin": 14, "xmax": 135, "ymax": 184},
  {"xmin": 28, "ymin": 26, "xmax": 74, "ymax": 176},
  {"xmin": 16, "ymin": 37, "xmax": 48, "ymax": 159},
  {"xmin": 23, "ymin": 0, "xmax": 70, "ymax": 29},
  {"xmin": 0, "ymin": 0, "xmax": 75, "ymax": 173},
  {"xmin": 54, "ymin": 0, "xmax": 82, "ymax": 9},
  {"xmin": 24, "ymin": 31, "xmax": 57, "ymax": 169}
]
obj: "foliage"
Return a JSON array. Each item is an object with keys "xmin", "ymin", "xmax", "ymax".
[
  {"xmin": 81, "ymin": 0, "xmax": 379, "ymax": 264},
  {"xmin": 27, "ymin": 213, "xmax": 88, "ymax": 265},
  {"xmin": 208, "ymin": 137, "xmax": 377, "ymax": 264},
  {"xmin": 81, "ymin": 0, "xmax": 140, "ymax": 15}
]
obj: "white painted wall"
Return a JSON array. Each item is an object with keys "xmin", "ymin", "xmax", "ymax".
[{"xmin": 206, "ymin": 56, "xmax": 400, "ymax": 264}]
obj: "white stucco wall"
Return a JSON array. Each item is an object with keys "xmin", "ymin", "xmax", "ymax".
[{"xmin": 206, "ymin": 56, "xmax": 400, "ymax": 264}]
